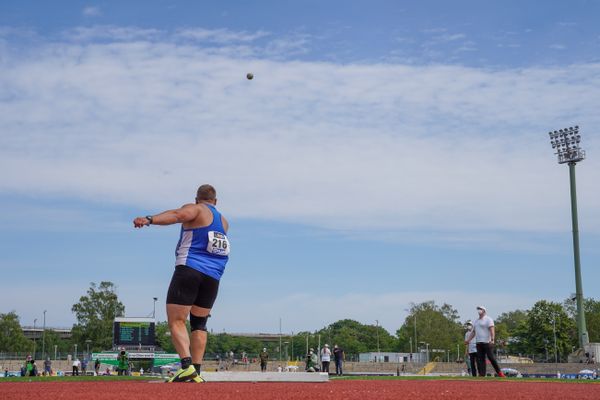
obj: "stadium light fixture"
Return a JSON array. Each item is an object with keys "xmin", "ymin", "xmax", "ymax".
[{"xmin": 548, "ymin": 125, "xmax": 589, "ymax": 350}]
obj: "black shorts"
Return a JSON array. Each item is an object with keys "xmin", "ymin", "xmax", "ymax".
[{"xmin": 166, "ymin": 265, "xmax": 220, "ymax": 308}]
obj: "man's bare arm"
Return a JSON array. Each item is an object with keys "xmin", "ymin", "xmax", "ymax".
[
  {"xmin": 489, "ymin": 326, "xmax": 495, "ymax": 343},
  {"xmin": 133, "ymin": 204, "xmax": 199, "ymax": 228}
]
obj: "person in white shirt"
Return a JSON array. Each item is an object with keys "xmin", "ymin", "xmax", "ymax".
[
  {"xmin": 465, "ymin": 306, "xmax": 505, "ymax": 377},
  {"xmin": 464, "ymin": 321, "xmax": 478, "ymax": 377},
  {"xmin": 320, "ymin": 344, "xmax": 331, "ymax": 373},
  {"xmin": 72, "ymin": 358, "xmax": 81, "ymax": 376}
]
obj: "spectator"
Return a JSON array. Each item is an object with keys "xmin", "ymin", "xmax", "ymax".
[
  {"xmin": 117, "ymin": 350, "xmax": 129, "ymax": 376},
  {"xmin": 305, "ymin": 349, "xmax": 317, "ymax": 372},
  {"xmin": 465, "ymin": 306, "xmax": 505, "ymax": 378},
  {"xmin": 81, "ymin": 358, "xmax": 88, "ymax": 376},
  {"xmin": 333, "ymin": 344, "xmax": 344, "ymax": 376},
  {"xmin": 259, "ymin": 348, "xmax": 269, "ymax": 372},
  {"xmin": 321, "ymin": 344, "xmax": 331, "ymax": 374},
  {"xmin": 94, "ymin": 358, "xmax": 100, "ymax": 375},
  {"xmin": 464, "ymin": 321, "xmax": 478, "ymax": 377},
  {"xmin": 72, "ymin": 358, "xmax": 80, "ymax": 376},
  {"xmin": 43, "ymin": 357, "xmax": 52, "ymax": 376}
]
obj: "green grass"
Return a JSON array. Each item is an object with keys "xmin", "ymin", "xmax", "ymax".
[
  {"xmin": 0, "ymin": 375, "xmax": 163, "ymax": 383},
  {"xmin": 330, "ymin": 375, "xmax": 600, "ymax": 384}
]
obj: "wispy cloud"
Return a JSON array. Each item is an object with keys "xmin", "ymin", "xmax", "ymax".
[
  {"xmin": 82, "ymin": 6, "xmax": 102, "ymax": 17},
  {"xmin": 549, "ymin": 43, "xmax": 567, "ymax": 50},
  {"xmin": 175, "ymin": 27, "xmax": 270, "ymax": 43},
  {"xmin": 1, "ymin": 27, "xmax": 599, "ymax": 246}
]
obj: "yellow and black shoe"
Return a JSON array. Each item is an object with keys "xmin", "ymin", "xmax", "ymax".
[
  {"xmin": 166, "ymin": 365, "xmax": 198, "ymax": 383},
  {"xmin": 189, "ymin": 375, "xmax": 205, "ymax": 383}
]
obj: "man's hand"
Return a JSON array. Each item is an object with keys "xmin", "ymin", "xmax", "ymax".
[{"xmin": 133, "ymin": 217, "xmax": 150, "ymax": 228}]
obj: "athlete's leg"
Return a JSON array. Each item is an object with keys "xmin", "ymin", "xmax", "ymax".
[
  {"xmin": 189, "ymin": 272, "xmax": 220, "ymax": 372},
  {"xmin": 190, "ymin": 305, "xmax": 211, "ymax": 366},
  {"xmin": 167, "ymin": 304, "xmax": 193, "ymax": 358}
]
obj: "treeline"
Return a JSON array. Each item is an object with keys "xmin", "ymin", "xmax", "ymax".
[{"xmin": 2, "ymin": 281, "xmax": 599, "ymax": 362}]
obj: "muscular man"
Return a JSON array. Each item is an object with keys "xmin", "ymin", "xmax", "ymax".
[{"xmin": 134, "ymin": 184, "xmax": 230, "ymax": 383}]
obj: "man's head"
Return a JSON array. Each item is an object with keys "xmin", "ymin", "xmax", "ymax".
[
  {"xmin": 263, "ymin": 348, "xmax": 267, "ymax": 352},
  {"xmin": 477, "ymin": 306, "xmax": 487, "ymax": 317},
  {"xmin": 196, "ymin": 184, "xmax": 217, "ymax": 205},
  {"xmin": 466, "ymin": 321, "xmax": 473, "ymax": 331}
]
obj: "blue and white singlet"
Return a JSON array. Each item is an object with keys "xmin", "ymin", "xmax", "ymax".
[{"xmin": 174, "ymin": 204, "xmax": 230, "ymax": 280}]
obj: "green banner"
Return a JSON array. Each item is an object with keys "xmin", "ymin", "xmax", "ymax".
[{"xmin": 91, "ymin": 352, "xmax": 180, "ymax": 367}]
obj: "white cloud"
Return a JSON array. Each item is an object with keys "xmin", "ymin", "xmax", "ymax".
[
  {"xmin": 1, "ymin": 27, "xmax": 599, "ymax": 246},
  {"xmin": 549, "ymin": 44, "xmax": 567, "ymax": 50},
  {"xmin": 175, "ymin": 28, "xmax": 270, "ymax": 43},
  {"xmin": 82, "ymin": 6, "xmax": 102, "ymax": 17}
]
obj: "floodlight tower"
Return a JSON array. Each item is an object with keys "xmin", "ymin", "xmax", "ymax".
[{"xmin": 548, "ymin": 125, "xmax": 589, "ymax": 349}]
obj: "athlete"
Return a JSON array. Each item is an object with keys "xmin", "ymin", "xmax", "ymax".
[{"xmin": 133, "ymin": 184, "xmax": 230, "ymax": 383}]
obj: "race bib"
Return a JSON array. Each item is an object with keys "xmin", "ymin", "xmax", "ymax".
[{"xmin": 207, "ymin": 231, "xmax": 230, "ymax": 256}]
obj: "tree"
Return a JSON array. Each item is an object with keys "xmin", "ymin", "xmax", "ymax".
[
  {"xmin": 0, "ymin": 311, "xmax": 31, "ymax": 353},
  {"xmin": 396, "ymin": 301, "xmax": 463, "ymax": 361},
  {"xmin": 319, "ymin": 319, "xmax": 396, "ymax": 358},
  {"xmin": 564, "ymin": 297, "xmax": 600, "ymax": 343},
  {"xmin": 495, "ymin": 309, "xmax": 528, "ymax": 353},
  {"xmin": 40, "ymin": 329, "xmax": 71, "ymax": 358},
  {"xmin": 521, "ymin": 300, "xmax": 576, "ymax": 362},
  {"xmin": 71, "ymin": 281, "xmax": 125, "ymax": 352}
]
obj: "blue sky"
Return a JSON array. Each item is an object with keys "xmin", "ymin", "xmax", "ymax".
[{"xmin": 1, "ymin": 0, "xmax": 599, "ymax": 336}]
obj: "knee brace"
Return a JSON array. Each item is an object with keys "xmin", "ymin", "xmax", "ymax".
[{"xmin": 190, "ymin": 314, "xmax": 208, "ymax": 332}]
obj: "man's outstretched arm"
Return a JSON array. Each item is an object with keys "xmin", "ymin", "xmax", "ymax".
[{"xmin": 133, "ymin": 204, "xmax": 199, "ymax": 228}]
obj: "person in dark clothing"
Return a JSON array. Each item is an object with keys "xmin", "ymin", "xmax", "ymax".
[
  {"xmin": 259, "ymin": 348, "xmax": 269, "ymax": 372},
  {"xmin": 333, "ymin": 344, "xmax": 344, "ymax": 376}
]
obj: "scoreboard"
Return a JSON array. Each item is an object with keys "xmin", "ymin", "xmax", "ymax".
[{"xmin": 113, "ymin": 317, "xmax": 156, "ymax": 346}]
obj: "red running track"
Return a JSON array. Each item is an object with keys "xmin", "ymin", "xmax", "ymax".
[{"xmin": 1, "ymin": 380, "xmax": 600, "ymax": 400}]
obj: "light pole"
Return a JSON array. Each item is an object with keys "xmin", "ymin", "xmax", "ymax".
[
  {"xmin": 404, "ymin": 308, "xmax": 417, "ymax": 361},
  {"xmin": 86, "ymin": 339, "xmax": 92, "ymax": 359},
  {"xmin": 33, "ymin": 318, "xmax": 37, "ymax": 358},
  {"xmin": 548, "ymin": 126, "xmax": 589, "ymax": 349},
  {"xmin": 552, "ymin": 314, "xmax": 558, "ymax": 363},
  {"xmin": 74, "ymin": 344, "xmax": 78, "ymax": 360},
  {"xmin": 375, "ymin": 320, "xmax": 380, "ymax": 362},
  {"xmin": 42, "ymin": 310, "xmax": 47, "ymax": 359},
  {"xmin": 153, "ymin": 297, "xmax": 158, "ymax": 319}
]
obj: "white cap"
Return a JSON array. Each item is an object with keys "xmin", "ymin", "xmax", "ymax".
[
  {"xmin": 476, "ymin": 305, "xmax": 487, "ymax": 312},
  {"xmin": 324, "ymin": 344, "xmax": 329, "ymax": 347}
]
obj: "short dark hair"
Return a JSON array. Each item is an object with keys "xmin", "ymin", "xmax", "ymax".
[{"xmin": 196, "ymin": 184, "xmax": 217, "ymax": 201}]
